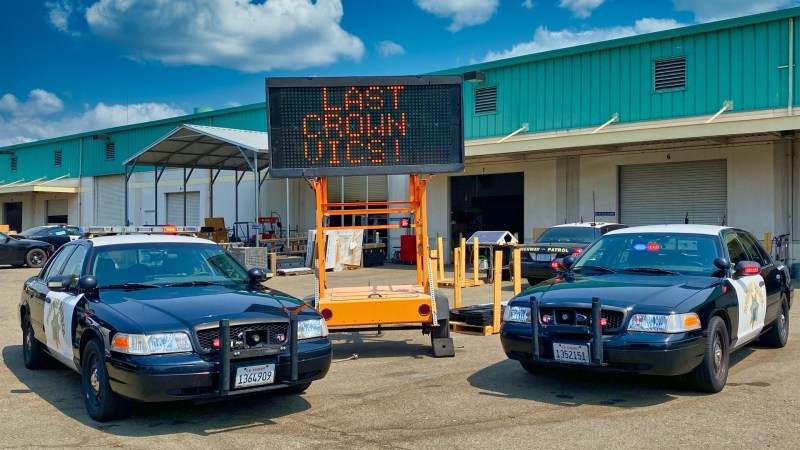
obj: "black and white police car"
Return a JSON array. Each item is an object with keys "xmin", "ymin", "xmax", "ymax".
[
  {"xmin": 516, "ymin": 222, "xmax": 626, "ymax": 285},
  {"xmin": 19, "ymin": 227, "xmax": 332, "ymax": 421},
  {"xmin": 501, "ymin": 224, "xmax": 791, "ymax": 392}
]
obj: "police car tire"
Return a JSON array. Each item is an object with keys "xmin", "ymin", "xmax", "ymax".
[
  {"xmin": 22, "ymin": 315, "xmax": 47, "ymax": 370},
  {"xmin": 520, "ymin": 360, "xmax": 545, "ymax": 374},
  {"xmin": 81, "ymin": 339, "xmax": 131, "ymax": 421},
  {"xmin": 284, "ymin": 382, "xmax": 312, "ymax": 394},
  {"xmin": 689, "ymin": 316, "xmax": 729, "ymax": 393},
  {"xmin": 761, "ymin": 295, "xmax": 789, "ymax": 348}
]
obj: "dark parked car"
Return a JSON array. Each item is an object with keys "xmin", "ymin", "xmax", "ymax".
[
  {"xmin": 517, "ymin": 222, "xmax": 626, "ymax": 285},
  {"xmin": 17, "ymin": 225, "xmax": 84, "ymax": 250},
  {"xmin": 20, "ymin": 233, "xmax": 332, "ymax": 421},
  {"xmin": 0, "ymin": 232, "xmax": 53, "ymax": 268},
  {"xmin": 501, "ymin": 225, "xmax": 791, "ymax": 392}
]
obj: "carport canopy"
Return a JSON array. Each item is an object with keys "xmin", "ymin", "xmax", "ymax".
[{"xmin": 123, "ymin": 124, "xmax": 269, "ymax": 244}]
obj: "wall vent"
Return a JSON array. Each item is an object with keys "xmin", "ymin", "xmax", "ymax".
[
  {"xmin": 475, "ymin": 86, "xmax": 497, "ymax": 114},
  {"xmin": 654, "ymin": 56, "xmax": 686, "ymax": 91},
  {"xmin": 54, "ymin": 149, "xmax": 62, "ymax": 167},
  {"xmin": 105, "ymin": 142, "xmax": 115, "ymax": 160},
  {"xmin": 11, "ymin": 156, "xmax": 17, "ymax": 172}
]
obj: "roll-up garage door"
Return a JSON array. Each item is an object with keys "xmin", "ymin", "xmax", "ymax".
[
  {"xmin": 327, "ymin": 176, "xmax": 388, "ymax": 202},
  {"xmin": 46, "ymin": 199, "xmax": 68, "ymax": 224},
  {"xmin": 619, "ymin": 160, "xmax": 727, "ymax": 227},
  {"xmin": 166, "ymin": 192, "xmax": 200, "ymax": 226},
  {"xmin": 95, "ymin": 175, "xmax": 125, "ymax": 225}
]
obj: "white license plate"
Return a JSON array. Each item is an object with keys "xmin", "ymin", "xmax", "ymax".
[
  {"xmin": 233, "ymin": 364, "xmax": 275, "ymax": 389},
  {"xmin": 553, "ymin": 343, "xmax": 590, "ymax": 364},
  {"xmin": 535, "ymin": 253, "xmax": 553, "ymax": 262}
]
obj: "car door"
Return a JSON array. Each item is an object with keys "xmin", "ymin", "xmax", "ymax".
[
  {"xmin": 27, "ymin": 246, "xmax": 76, "ymax": 338},
  {"xmin": 736, "ymin": 230, "xmax": 783, "ymax": 324},
  {"xmin": 46, "ymin": 228, "xmax": 71, "ymax": 249},
  {"xmin": 0, "ymin": 232, "xmax": 12, "ymax": 264},
  {"xmin": 42, "ymin": 244, "xmax": 87, "ymax": 370},
  {"xmin": 722, "ymin": 230, "xmax": 767, "ymax": 348}
]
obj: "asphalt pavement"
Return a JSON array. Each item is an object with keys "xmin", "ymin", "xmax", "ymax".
[{"xmin": 1, "ymin": 263, "xmax": 798, "ymax": 449}]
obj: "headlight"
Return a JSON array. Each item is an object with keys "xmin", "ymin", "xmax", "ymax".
[
  {"xmin": 297, "ymin": 318, "xmax": 329, "ymax": 339},
  {"xmin": 111, "ymin": 332, "xmax": 193, "ymax": 355},
  {"xmin": 503, "ymin": 305, "xmax": 531, "ymax": 323},
  {"xmin": 627, "ymin": 313, "xmax": 701, "ymax": 333}
]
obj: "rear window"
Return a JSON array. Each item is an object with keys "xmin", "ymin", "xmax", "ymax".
[{"xmin": 536, "ymin": 227, "xmax": 596, "ymax": 244}]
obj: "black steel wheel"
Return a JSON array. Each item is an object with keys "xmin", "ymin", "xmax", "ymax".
[
  {"xmin": 81, "ymin": 338, "xmax": 131, "ymax": 421},
  {"xmin": 761, "ymin": 294, "xmax": 789, "ymax": 348},
  {"xmin": 689, "ymin": 316, "xmax": 729, "ymax": 393},
  {"xmin": 25, "ymin": 248, "xmax": 48, "ymax": 268},
  {"xmin": 22, "ymin": 315, "xmax": 47, "ymax": 369}
]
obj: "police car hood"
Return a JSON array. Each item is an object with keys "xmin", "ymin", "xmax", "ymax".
[
  {"xmin": 535, "ymin": 274, "xmax": 715, "ymax": 310},
  {"xmin": 99, "ymin": 286, "xmax": 304, "ymax": 332}
]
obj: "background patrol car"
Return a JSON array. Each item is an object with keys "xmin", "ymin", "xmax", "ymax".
[
  {"xmin": 501, "ymin": 225, "xmax": 791, "ymax": 392},
  {"xmin": 19, "ymin": 230, "xmax": 332, "ymax": 421},
  {"xmin": 516, "ymin": 222, "xmax": 626, "ymax": 285}
]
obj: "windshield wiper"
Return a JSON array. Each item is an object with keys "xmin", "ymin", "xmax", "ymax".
[
  {"xmin": 621, "ymin": 267, "xmax": 681, "ymax": 275},
  {"xmin": 98, "ymin": 283, "xmax": 160, "ymax": 290},
  {"xmin": 164, "ymin": 281, "xmax": 225, "ymax": 287},
  {"xmin": 575, "ymin": 265, "xmax": 616, "ymax": 273}
]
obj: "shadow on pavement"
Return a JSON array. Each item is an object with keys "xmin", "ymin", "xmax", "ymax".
[
  {"xmin": 467, "ymin": 346, "xmax": 758, "ymax": 407},
  {"xmin": 329, "ymin": 332, "xmax": 433, "ymax": 360},
  {"xmin": 3, "ymin": 345, "xmax": 311, "ymax": 435}
]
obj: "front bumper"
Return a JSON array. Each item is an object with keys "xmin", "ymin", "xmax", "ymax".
[
  {"xmin": 106, "ymin": 337, "xmax": 332, "ymax": 402},
  {"xmin": 500, "ymin": 322, "xmax": 705, "ymax": 376}
]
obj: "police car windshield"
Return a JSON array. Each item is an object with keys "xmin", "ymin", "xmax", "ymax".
[
  {"xmin": 90, "ymin": 243, "xmax": 250, "ymax": 287},
  {"xmin": 20, "ymin": 226, "xmax": 48, "ymax": 235},
  {"xmin": 536, "ymin": 227, "xmax": 596, "ymax": 244},
  {"xmin": 573, "ymin": 233, "xmax": 721, "ymax": 277}
]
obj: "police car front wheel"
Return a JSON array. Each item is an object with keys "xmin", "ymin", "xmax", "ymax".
[
  {"xmin": 689, "ymin": 316, "xmax": 729, "ymax": 393},
  {"xmin": 81, "ymin": 338, "xmax": 131, "ymax": 421}
]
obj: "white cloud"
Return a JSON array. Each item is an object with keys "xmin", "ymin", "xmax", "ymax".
[
  {"xmin": 0, "ymin": 89, "xmax": 64, "ymax": 118},
  {"xmin": 522, "ymin": 0, "xmax": 535, "ymax": 9},
  {"xmin": 45, "ymin": 0, "xmax": 75, "ymax": 33},
  {"xmin": 224, "ymin": 101, "xmax": 242, "ymax": 108},
  {"xmin": 376, "ymin": 40, "xmax": 405, "ymax": 57},
  {"xmin": 0, "ymin": 89, "xmax": 186, "ymax": 147},
  {"xmin": 481, "ymin": 18, "xmax": 688, "ymax": 62},
  {"xmin": 559, "ymin": 0, "xmax": 604, "ymax": 19},
  {"xmin": 673, "ymin": 0, "xmax": 800, "ymax": 22},
  {"xmin": 414, "ymin": 0, "xmax": 499, "ymax": 32},
  {"xmin": 82, "ymin": 0, "xmax": 364, "ymax": 73}
]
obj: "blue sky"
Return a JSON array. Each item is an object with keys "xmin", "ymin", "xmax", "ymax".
[{"xmin": 1, "ymin": 0, "xmax": 799, "ymax": 146}]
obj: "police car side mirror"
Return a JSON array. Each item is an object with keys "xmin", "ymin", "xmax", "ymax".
[
  {"xmin": 247, "ymin": 268, "xmax": 273, "ymax": 284},
  {"xmin": 47, "ymin": 275, "xmax": 73, "ymax": 292},
  {"xmin": 735, "ymin": 261, "xmax": 761, "ymax": 277},
  {"xmin": 561, "ymin": 255, "xmax": 577, "ymax": 270},
  {"xmin": 713, "ymin": 257, "xmax": 730, "ymax": 271},
  {"xmin": 78, "ymin": 275, "xmax": 98, "ymax": 291}
]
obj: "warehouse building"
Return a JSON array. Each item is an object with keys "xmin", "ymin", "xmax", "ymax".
[{"xmin": 1, "ymin": 7, "xmax": 799, "ymax": 264}]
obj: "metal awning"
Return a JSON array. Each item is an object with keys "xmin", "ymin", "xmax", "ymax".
[
  {"xmin": 0, "ymin": 175, "xmax": 77, "ymax": 194},
  {"xmin": 124, "ymin": 124, "xmax": 268, "ymax": 171},
  {"xmin": 123, "ymin": 124, "xmax": 270, "ymax": 245}
]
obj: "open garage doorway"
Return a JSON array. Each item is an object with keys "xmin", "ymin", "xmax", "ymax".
[{"xmin": 450, "ymin": 172, "xmax": 524, "ymax": 247}]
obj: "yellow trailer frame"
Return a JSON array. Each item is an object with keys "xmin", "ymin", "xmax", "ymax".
[{"xmin": 310, "ymin": 175, "xmax": 453, "ymax": 356}]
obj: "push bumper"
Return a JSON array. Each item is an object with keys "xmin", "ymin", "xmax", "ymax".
[
  {"xmin": 106, "ymin": 337, "xmax": 332, "ymax": 402},
  {"xmin": 500, "ymin": 298, "xmax": 705, "ymax": 376}
]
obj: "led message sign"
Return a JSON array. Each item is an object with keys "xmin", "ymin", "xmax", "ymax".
[{"xmin": 266, "ymin": 76, "xmax": 464, "ymax": 177}]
